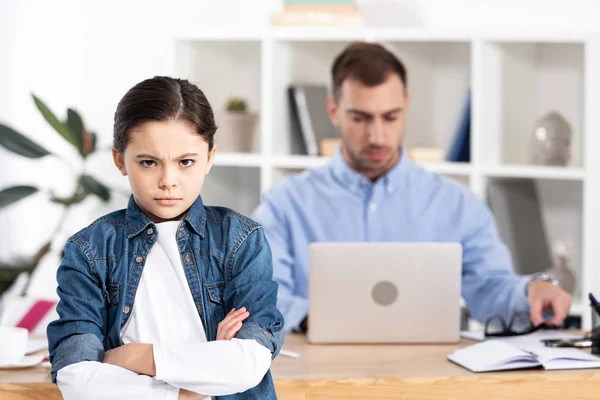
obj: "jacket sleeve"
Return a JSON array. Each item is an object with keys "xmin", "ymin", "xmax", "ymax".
[
  {"xmin": 224, "ymin": 227, "xmax": 284, "ymax": 358},
  {"xmin": 47, "ymin": 239, "xmax": 107, "ymax": 383}
]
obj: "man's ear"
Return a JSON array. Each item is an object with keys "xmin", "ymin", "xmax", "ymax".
[
  {"xmin": 206, "ymin": 145, "xmax": 216, "ymax": 175},
  {"xmin": 327, "ymin": 96, "xmax": 339, "ymax": 127},
  {"xmin": 112, "ymin": 148, "xmax": 127, "ymax": 176}
]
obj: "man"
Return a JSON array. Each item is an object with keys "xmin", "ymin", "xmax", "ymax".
[{"xmin": 252, "ymin": 42, "xmax": 571, "ymax": 333}]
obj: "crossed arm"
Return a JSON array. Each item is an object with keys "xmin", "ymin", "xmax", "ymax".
[
  {"xmin": 101, "ymin": 308, "xmax": 253, "ymax": 399},
  {"xmin": 57, "ymin": 308, "xmax": 269, "ymax": 400}
]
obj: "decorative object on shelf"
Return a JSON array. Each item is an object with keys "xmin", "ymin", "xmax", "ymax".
[
  {"xmin": 271, "ymin": 0, "xmax": 363, "ymax": 27},
  {"xmin": 531, "ymin": 111, "xmax": 572, "ymax": 166},
  {"xmin": 0, "ymin": 95, "xmax": 115, "ymax": 295},
  {"xmin": 217, "ymin": 96, "xmax": 258, "ymax": 153},
  {"xmin": 408, "ymin": 147, "xmax": 445, "ymax": 163},
  {"xmin": 546, "ymin": 240, "xmax": 576, "ymax": 294},
  {"xmin": 319, "ymin": 138, "xmax": 340, "ymax": 158}
]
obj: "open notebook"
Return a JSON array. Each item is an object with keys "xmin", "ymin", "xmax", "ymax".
[{"xmin": 448, "ymin": 339, "xmax": 600, "ymax": 372}]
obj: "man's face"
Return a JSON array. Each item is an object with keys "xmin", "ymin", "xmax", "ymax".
[
  {"xmin": 112, "ymin": 119, "xmax": 215, "ymax": 223},
  {"xmin": 328, "ymin": 73, "xmax": 409, "ymax": 181}
]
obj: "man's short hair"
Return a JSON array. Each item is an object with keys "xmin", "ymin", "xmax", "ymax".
[{"xmin": 330, "ymin": 42, "xmax": 407, "ymax": 101}]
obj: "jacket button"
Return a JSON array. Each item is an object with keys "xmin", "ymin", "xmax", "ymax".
[
  {"xmin": 147, "ymin": 228, "xmax": 154, "ymax": 235},
  {"xmin": 135, "ymin": 256, "xmax": 143, "ymax": 263},
  {"xmin": 185, "ymin": 253, "xmax": 191, "ymax": 263},
  {"xmin": 123, "ymin": 306, "xmax": 130, "ymax": 314}
]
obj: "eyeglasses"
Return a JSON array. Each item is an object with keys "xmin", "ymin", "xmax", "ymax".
[{"xmin": 484, "ymin": 311, "xmax": 560, "ymax": 338}]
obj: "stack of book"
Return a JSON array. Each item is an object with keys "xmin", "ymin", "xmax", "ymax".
[{"xmin": 271, "ymin": 0, "xmax": 364, "ymax": 27}]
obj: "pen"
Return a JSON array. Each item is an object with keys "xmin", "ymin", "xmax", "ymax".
[
  {"xmin": 588, "ymin": 293, "xmax": 600, "ymax": 319},
  {"xmin": 279, "ymin": 349, "xmax": 300, "ymax": 359}
]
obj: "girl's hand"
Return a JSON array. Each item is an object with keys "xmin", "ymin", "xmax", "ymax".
[
  {"xmin": 216, "ymin": 307, "xmax": 250, "ymax": 340},
  {"xmin": 178, "ymin": 388, "xmax": 205, "ymax": 400}
]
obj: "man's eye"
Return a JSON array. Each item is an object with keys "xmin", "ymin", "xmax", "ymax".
[
  {"xmin": 141, "ymin": 160, "xmax": 156, "ymax": 167},
  {"xmin": 180, "ymin": 159, "xmax": 195, "ymax": 167}
]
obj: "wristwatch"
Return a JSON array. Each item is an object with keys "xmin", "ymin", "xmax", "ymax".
[{"xmin": 526, "ymin": 272, "xmax": 559, "ymax": 294}]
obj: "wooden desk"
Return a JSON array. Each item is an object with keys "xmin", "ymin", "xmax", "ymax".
[
  {"xmin": 270, "ymin": 334, "xmax": 600, "ymax": 400},
  {"xmin": 1, "ymin": 334, "xmax": 599, "ymax": 399}
]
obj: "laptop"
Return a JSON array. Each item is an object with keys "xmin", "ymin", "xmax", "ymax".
[{"xmin": 308, "ymin": 242, "xmax": 462, "ymax": 344}]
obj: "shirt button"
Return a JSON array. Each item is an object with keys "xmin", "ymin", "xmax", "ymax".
[
  {"xmin": 185, "ymin": 253, "xmax": 191, "ymax": 263},
  {"xmin": 147, "ymin": 228, "xmax": 154, "ymax": 235},
  {"xmin": 123, "ymin": 306, "xmax": 130, "ymax": 314},
  {"xmin": 370, "ymin": 203, "xmax": 377, "ymax": 212},
  {"xmin": 135, "ymin": 256, "xmax": 143, "ymax": 263},
  {"xmin": 387, "ymin": 185, "xmax": 393, "ymax": 193}
]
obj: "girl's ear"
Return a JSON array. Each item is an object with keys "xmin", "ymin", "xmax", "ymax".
[
  {"xmin": 206, "ymin": 145, "xmax": 216, "ymax": 176},
  {"xmin": 112, "ymin": 148, "xmax": 127, "ymax": 176}
]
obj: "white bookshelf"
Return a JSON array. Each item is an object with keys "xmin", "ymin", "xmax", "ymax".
[{"xmin": 173, "ymin": 27, "xmax": 600, "ymax": 329}]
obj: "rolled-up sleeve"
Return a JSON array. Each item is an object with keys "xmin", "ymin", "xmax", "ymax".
[{"xmin": 461, "ymin": 198, "xmax": 531, "ymax": 323}]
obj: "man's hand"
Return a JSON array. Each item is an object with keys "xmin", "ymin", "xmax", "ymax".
[
  {"xmin": 103, "ymin": 343, "xmax": 156, "ymax": 376},
  {"xmin": 217, "ymin": 307, "xmax": 250, "ymax": 340},
  {"xmin": 527, "ymin": 281, "xmax": 572, "ymax": 326}
]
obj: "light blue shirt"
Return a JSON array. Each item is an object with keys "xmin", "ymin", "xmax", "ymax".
[{"xmin": 252, "ymin": 149, "xmax": 530, "ymax": 332}]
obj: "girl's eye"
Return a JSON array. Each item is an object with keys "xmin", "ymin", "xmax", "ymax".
[
  {"xmin": 141, "ymin": 160, "xmax": 156, "ymax": 167},
  {"xmin": 180, "ymin": 159, "xmax": 195, "ymax": 167}
]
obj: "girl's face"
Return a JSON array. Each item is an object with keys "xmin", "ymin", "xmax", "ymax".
[{"xmin": 113, "ymin": 119, "xmax": 216, "ymax": 223}]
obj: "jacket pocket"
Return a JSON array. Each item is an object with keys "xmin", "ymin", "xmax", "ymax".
[
  {"xmin": 205, "ymin": 282, "xmax": 224, "ymax": 305},
  {"xmin": 103, "ymin": 283, "xmax": 120, "ymax": 308}
]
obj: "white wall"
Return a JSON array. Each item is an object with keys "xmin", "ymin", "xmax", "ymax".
[{"xmin": 1, "ymin": 0, "xmax": 599, "ymax": 266}]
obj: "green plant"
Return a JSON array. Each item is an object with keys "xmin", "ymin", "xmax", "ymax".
[
  {"xmin": 225, "ymin": 96, "xmax": 248, "ymax": 113},
  {"xmin": 0, "ymin": 94, "xmax": 114, "ymax": 294}
]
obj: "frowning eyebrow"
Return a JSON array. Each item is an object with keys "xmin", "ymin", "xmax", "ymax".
[
  {"xmin": 346, "ymin": 107, "xmax": 403, "ymax": 119},
  {"xmin": 135, "ymin": 153, "xmax": 199, "ymax": 161}
]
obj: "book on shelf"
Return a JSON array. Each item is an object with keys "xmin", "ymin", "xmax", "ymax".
[
  {"xmin": 271, "ymin": 0, "xmax": 363, "ymax": 27},
  {"xmin": 407, "ymin": 147, "xmax": 445, "ymax": 163},
  {"xmin": 288, "ymin": 84, "xmax": 338, "ymax": 156},
  {"xmin": 446, "ymin": 90, "xmax": 471, "ymax": 163},
  {"xmin": 486, "ymin": 178, "xmax": 553, "ymax": 276}
]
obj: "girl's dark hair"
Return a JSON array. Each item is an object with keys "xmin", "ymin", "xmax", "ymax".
[
  {"xmin": 113, "ymin": 76, "xmax": 217, "ymax": 152},
  {"xmin": 331, "ymin": 42, "xmax": 407, "ymax": 101}
]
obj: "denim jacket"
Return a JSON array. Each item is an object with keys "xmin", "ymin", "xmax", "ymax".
[{"xmin": 47, "ymin": 196, "xmax": 284, "ymax": 399}]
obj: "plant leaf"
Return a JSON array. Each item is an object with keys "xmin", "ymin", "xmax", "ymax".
[
  {"xmin": 66, "ymin": 108, "xmax": 84, "ymax": 153},
  {"xmin": 0, "ymin": 124, "xmax": 52, "ymax": 158},
  {"xmin": 79, "ymin": 175, "xmax": 110, "ymax": 202},
  {"xmin": 0, "ymin": 186, "xmax": 39, "ymax": 209},
  {"xmin": 32, "ymin": 94, "xmax": 77, "ymax": 149},
  {"xmin": 50, "ymin": 191, "xmax": 87, "ymax": 206}
]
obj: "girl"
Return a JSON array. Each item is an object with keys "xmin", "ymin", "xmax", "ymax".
[{"xmin": 47, "ymin": 76, "xmax": 284, "ymax": 400}]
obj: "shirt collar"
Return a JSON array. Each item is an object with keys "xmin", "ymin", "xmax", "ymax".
[
  {"xmin": 329, "ymin": 146, "xmax": 411, "ymax": 193},
  {"xmin": 125, "ymin": 195, "xmax": 206, "ymax": 239}
]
